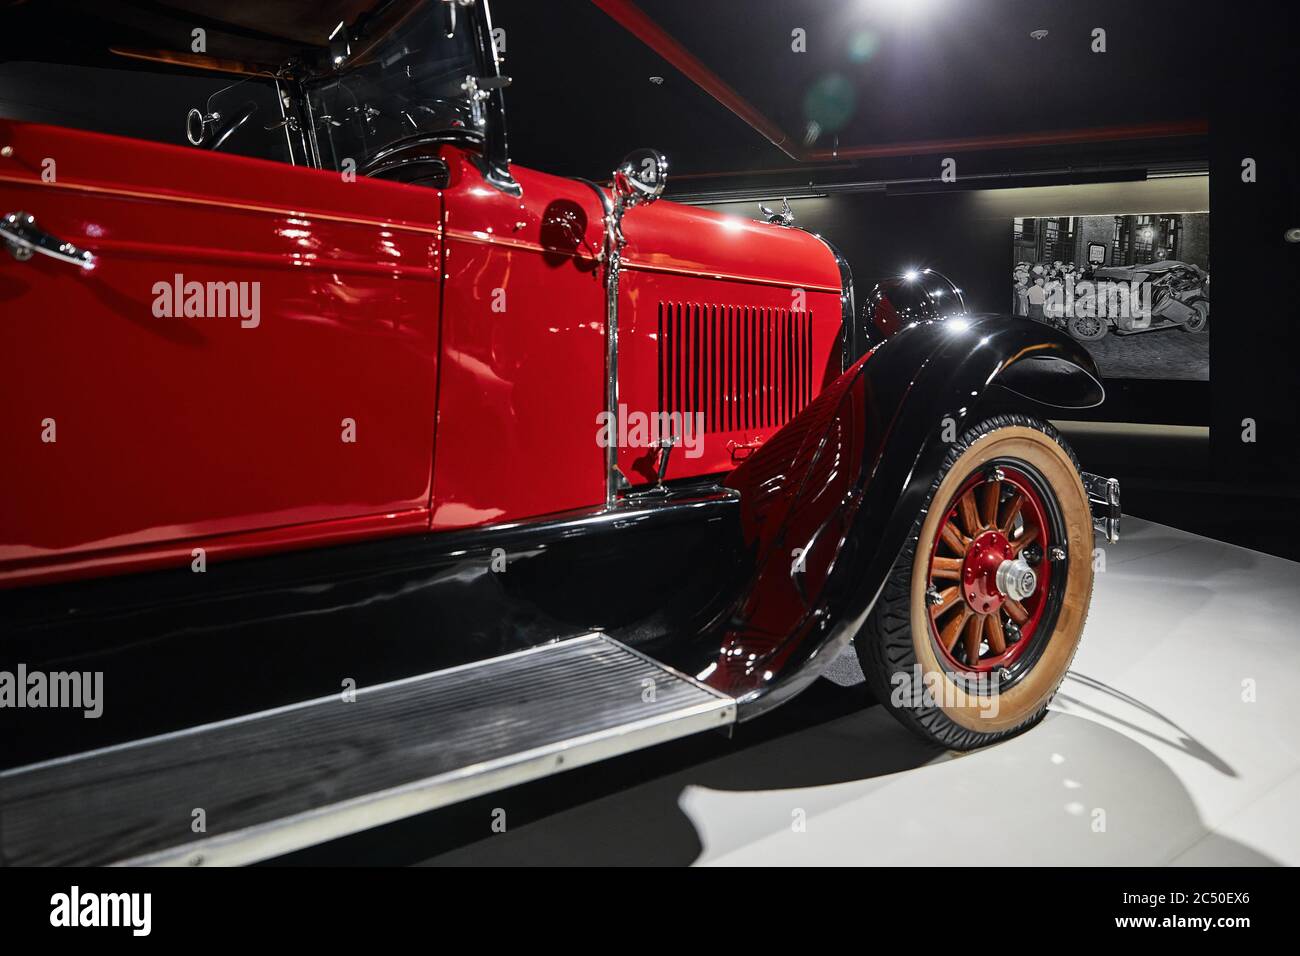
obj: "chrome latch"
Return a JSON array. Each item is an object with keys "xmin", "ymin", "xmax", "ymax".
[
  {"xmin": 1, "ymin": 211, "xmax": 95, "ymax": 270},
  {"xmin": 654, "ymin": 432, "xmax": 679, "ymax": 488}
]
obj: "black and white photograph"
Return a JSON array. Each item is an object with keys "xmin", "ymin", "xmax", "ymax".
[{"xmin": 1013, "ymin": 212, "xmax": 1210, "ymax": 380}]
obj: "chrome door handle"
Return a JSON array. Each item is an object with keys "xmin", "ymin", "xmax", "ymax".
[{"xmin": 1, "ymin": 211, "xmax": 95, "ymax": 270}]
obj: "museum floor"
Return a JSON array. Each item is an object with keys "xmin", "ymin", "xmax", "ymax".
[{"xmin": 275, "ymin": 516, "xmax": 1300, "ymax": 866}]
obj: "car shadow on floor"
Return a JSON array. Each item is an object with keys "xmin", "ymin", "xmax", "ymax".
[
  {"xmin": 269, "ymin": 663, "xmax": 1274, "ymax": 866},
  {"xmin": 678, "ymin": 708, "xmax": 1276, "ymax": 866}
]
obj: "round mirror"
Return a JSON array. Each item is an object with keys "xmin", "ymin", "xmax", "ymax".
[
  {"xmin": 612, "ymin": 148, "xmax": 668, "ymax": 207},
  {"xmin": 186, "ymin": 108, "xmax": 217, "ymax": 146}
]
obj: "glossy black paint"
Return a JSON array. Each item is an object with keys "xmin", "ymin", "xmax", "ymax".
[
  {"xmin": 0, "ymin": 488, "xmax": 747, "ymax": 770},
  {"xmin": 860, "ymin": 269, "xmax": 969, "ymax": 351},
  {"xmin": 673, "ymin": 313, "xmax": 1104, "ymax": 716}
]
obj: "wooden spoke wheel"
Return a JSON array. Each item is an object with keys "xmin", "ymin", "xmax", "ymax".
[
  {"xmin": 855, "ymin": 415, "xmax": 1096, "ymax": 750},
  {"xmin": 926, "ymin": 466, "xmax": 1053, "ymax": 675}
]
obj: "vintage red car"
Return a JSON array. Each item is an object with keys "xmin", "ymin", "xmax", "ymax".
[{"xmin": 0, "ymin": 0, "xmax": 1119, "ymax": 865}]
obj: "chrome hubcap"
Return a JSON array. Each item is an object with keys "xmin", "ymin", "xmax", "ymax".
[{"xmin": 995, "ymin": 556, "xmax": 1037, "ymax": 603}]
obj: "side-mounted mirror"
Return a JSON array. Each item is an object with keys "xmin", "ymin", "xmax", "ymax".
[
  {"xmin": 186, "ymin": 102, "xmax": 258, "ymax": 151},
  {"xmin": 186, "ymin": 108, "xmax": 219, "ymax": 146},
  {"xmin": 612, "ymin": 148, "xmax": 668, "ymax": 209}
]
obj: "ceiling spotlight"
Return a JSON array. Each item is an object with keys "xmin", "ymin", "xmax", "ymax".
[
  {"xmin": 649, "ymin": 76, "xmax": 664, "ymax": 85},
  {"xmin": 1030, "ymin": 29, "xmax": 1049, "ymax": 40},
  {"xmin": 871, "ymin": 0, "xmax": 941, "ymax": 19}
]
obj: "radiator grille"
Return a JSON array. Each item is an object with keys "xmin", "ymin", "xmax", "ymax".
[{"xmin": 657, "ymin": 302, "xmax": 814, "ymax": 434}]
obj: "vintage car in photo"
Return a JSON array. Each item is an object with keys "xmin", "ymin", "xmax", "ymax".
[
  {"xmin": 1067, "ymin": 260, "xmax": 1211, "ymax": 341},
  {"xmin": 0, "ymin": 0, "xmax": 1120, "ymax": 865}
]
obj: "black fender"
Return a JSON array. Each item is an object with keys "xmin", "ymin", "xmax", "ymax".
[{"xmin": 702, "ymin": 313, "xmax": 1103, "ymax": 715}]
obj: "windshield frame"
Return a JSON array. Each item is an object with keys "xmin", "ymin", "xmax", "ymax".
[{"xmin": 295, "ymin": 0, "xmax": 516, "ymax": 194}]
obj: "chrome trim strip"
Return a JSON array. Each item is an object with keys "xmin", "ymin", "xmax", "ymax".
[
  {"xmin": 573, "ymin": 177, "xmax": 623, "ymax": 507},
  {"xmin": 604, "ymin": 200, "xmax": 627, "ymax": 507},
  {"xmin": 795, "ymin": 229, "xmax": 856, "ymax": 370}
]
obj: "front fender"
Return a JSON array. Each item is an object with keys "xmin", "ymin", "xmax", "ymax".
[{"xmin": 701, "ymin": 314, "xmax": 1102, "ymax": 714}]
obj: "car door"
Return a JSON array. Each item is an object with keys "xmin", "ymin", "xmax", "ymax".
[
  {"xmin": 0, "ymin": 118, "xmax": 442, "ymax": 585},
  {"xmin": 429, "ymin": 146, "xmax": 608, "ymax": 529}
]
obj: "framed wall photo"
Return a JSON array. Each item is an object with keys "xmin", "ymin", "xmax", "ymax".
[{"xmin": 1010, "ymin": 212, "xmax": 1209, "ymax": 382}]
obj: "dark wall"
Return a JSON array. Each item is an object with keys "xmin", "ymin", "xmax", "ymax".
[
  {"xmin": 760, "ymin": 191, "xmax": 1011, "ymax": 316},
  {"xmin": 706, "ymin": 182, "xmax": 1212, "ymax": 427},
  {"xmin": 1208, "ymin": 3, "xmax": 1300, "ymax": 487}
]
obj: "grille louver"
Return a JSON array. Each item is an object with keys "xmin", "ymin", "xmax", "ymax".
[{"xmin": 657, "ymin": 302, "xmax": 814, "ymax": 434}]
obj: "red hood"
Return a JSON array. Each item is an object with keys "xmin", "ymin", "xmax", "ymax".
[{"xmin": 620, "ymin": 199, "xmax": 842, "ymax": 294}]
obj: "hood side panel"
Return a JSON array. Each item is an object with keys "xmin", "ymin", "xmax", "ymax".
[{"xmin": 620, "ymin": 200, "xmax": 843, "ymax": 293}]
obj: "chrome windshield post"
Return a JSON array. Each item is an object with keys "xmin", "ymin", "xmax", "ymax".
[{"xmin": 598, "ymin": 149, "xmax": 668, "ymax": 507}]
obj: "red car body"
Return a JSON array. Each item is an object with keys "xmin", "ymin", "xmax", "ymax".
[
  {"xmin": 0, "ymin": 0, "xmax": 1114, "ymax": 788},
  {"xmin": 0, "ymin": 122, "xmax": 842, "ymax": 587}
]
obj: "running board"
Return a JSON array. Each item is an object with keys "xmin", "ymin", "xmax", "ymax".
[{"xmin": 0, "ymin": 635, "xmax": 735, "ymax": 867}]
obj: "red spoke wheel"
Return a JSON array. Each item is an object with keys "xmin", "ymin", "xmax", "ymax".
[
  {"xmin": 855, "ymin": 415, "xmax": 1095, "ymax": 751},
  {"xmin": 926, "ymin": 466, "xmax": 1053, "ymax": 675}
]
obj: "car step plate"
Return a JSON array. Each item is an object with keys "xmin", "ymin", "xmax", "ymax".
[{"xmin": 0, "ymin": 634, "xmax": 735, "ymax": 866}]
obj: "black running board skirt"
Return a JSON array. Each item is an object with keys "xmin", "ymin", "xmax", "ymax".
[{"xmin": 0, "ymin": 635, "xmax": 736, "ymax": 866}]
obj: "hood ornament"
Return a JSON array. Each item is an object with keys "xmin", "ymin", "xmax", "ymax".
[{"xmin": 759, "ymin": 198, "xmax": 795, "ymax": 227}]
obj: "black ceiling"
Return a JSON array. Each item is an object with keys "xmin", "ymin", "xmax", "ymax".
[
  {"xmin": 1, "ymin": 0, "xmax": 1216, "ymax": 192},
  {"xmin": 493, "ymin": 0, "xmax": 1213, "ymax": 189},
  {"xmin": 636, "ymin": 0, "xmax": 1211, "ymax": 151}
]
